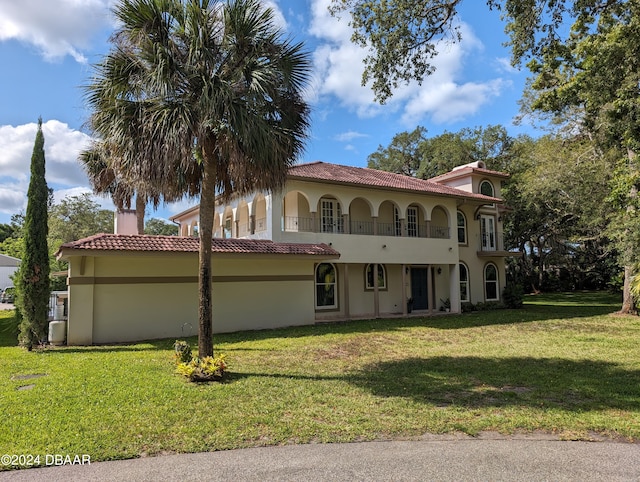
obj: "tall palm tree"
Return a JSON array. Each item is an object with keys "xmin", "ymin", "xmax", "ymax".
[{"xmin": 84, "ymin": 0, "xmax": 311, "ymax": 356}]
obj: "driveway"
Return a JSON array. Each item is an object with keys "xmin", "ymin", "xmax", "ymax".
[
  {"xmin": 1, "ymin": 435, "xmax": 639, "ymax": 482},
  {"xmin": 0, "ymin": 302, "xmax": 14, "ymax": 311}
]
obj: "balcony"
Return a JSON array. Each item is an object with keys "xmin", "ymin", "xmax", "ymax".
[
  {"xmin": 477, "ymin": 231, "xmax": 515, "ymax": 256},
  {"xmin": 283, "ymin": 216, "xmax": 450, "ymax": 239}
]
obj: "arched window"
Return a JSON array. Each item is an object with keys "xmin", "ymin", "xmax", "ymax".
[
  {"xmin": 457, "ymin": 211, "xmax": 467, "ymax": 244},
  {"xmin": 315, "ymin": 263, "xmax": 337, "ymax": 309},
  {"xmin": 365, "ymin": 264, "xmax": 386, "ymax": 290},
  {"xmin": 484, "ymin": 263, "xmax": 499, "ymax": 301},
  {"xmin": 480, "ymin": 180, "xmax": 494, "ymax": 197},
  {"xmin": 459, "ymin": 263, "xmax": 470, "ymax": 302}
]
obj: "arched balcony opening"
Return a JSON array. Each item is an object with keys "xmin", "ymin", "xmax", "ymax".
[
  {"xmin": 189, "ymin": 220, "xmax": 199, "ymax": 237},
  {"xmin": 253, "ymin": 194, "xmax": 267, "ymax": 233},
  {"xmin": 431, "ymin": 206, "xmax": 450, "ymax": 239},
  {"xmin": 283, "ymin": 191, "xmax": 313, "ymax": 232},
  {"xmin": 213, "ymin": 213, "xmax": 222, "ymax": 238},
  {"xmin": 349, "ymin": 197, "xmax": 374, "ymax": 235},
  {"xmin": 237, "ymin": 202, "xmax": 251, "ymax": 237},
  {"xmin": 222, "ymin": 206, "xmax": 234, "ymax": 238},
  {"xmin": 377, "ymin": 201, "xmax": 402, "ymax": 237}
]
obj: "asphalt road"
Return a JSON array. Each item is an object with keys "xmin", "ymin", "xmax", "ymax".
[{"xmin": 1, "ymin": 435, "xmax": 639, "ymax": 482}]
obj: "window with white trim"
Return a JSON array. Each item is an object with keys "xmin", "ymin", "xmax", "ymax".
[
  {"xmin": 480, "ymin": 180, "xmax": 494, "ymax": 197},
  {"xmin": 365, "ymin": 264, "xmax": 386, "ymax": 290},
  {"xmin": 457, "ymin": 211, "xmax": 467, "ymax": 244},
  {"xmin": 459, "ymin": 263, "xmax": 469, "ymax": 302},
  {"xmin": 315, "ymin": 263, "xmax": 337, "ymax": 309},
  {"xmin": 484, "ymin": 263, "xmax": 499, "ymax": 301}
]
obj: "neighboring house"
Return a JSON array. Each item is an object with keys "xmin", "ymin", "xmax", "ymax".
[
  {"xmin": 57, "ymin": 160, "xmax": 515, "ymax": 345},
  {"xmin": 0, "ymin": 253, "xmax": 20, "ymax": 289}
]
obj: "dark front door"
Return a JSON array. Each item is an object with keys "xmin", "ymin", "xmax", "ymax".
[{"xmin": 411, "ymin": 267, "xmax": 429, "ymax": 310}]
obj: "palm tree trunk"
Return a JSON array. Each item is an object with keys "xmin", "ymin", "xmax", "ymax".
[
  {"xmin": 197, "ymin": 162, "xmax": 215, "ymax": 357},
  {"xmin": 135, "ymin": 195, "xmax": 146, "ymax": 234}
]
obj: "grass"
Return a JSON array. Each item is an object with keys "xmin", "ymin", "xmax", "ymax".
[{"xmin": 1, "ymin": 291, "xmax": 639, "ymax": 469}]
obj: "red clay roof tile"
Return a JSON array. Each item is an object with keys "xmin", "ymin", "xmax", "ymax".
[
  {"xmin": 288, "ymin": 162, "xmax": 501, "ymax": 202},
  {"xmin": 57, "ymin": 234, "xmax": 340, "ymax": 258}
]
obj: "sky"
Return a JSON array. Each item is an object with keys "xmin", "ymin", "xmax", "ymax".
[{"xmin": 0, "ymin": 0, "xmax": 534, "ymax": 227}]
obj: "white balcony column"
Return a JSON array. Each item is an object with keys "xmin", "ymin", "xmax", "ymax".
[
  {"xmin": 373, "ymin": 216, "xmax": 378, "ymax": 236},
  {"xmin": 343, "ymin": 213, "xmax": 350, "ymax": 234}
]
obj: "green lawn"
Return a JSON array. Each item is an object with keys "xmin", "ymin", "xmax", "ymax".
[{"xmin": 1, "ymin": 292, "xmax": 639, "ymax": 469}]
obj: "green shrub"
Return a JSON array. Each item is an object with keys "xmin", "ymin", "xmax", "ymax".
[
  {"xmin": 461, "ymin": 302, "xmax": 476, "ymax": 313},
  {"xmin": 502, "ymin": 284, "xmax": 524, "ymax": 309},
  {"xmin": 173, "ymin": 340, "xmax": 193, "ymax": 364},
  {"xmin": 176, "ymin": 355, "xmax": 228, "ymax": 382}
]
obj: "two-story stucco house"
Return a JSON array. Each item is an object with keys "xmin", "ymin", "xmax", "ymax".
[{"xmin": 57, "ymin": 160, "xmax": 513, "ymax": 345}]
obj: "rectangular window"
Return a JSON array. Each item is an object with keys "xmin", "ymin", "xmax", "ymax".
[{"xmin": 457, "ymin": 212, "xmax": 467, "ymax": 244}]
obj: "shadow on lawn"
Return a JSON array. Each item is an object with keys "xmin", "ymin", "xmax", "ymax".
[
  {"xmin": 347, "ymin": 356, "xmax": 640, "ymax": 411},
  {"xmin": 219, "ymin": 297, "xmax": 620, "ymax": 344}
]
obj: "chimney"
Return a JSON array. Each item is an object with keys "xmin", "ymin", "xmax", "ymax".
[{"xmin": 114, "ymin": 210, "xmax": 138, "ymax": 235}]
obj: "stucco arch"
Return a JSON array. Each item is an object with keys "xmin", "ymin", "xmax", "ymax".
[
  {"xmin": 283, "ymin": 190, "xmax": 312, "ymax": 232},
  {"xmin": 377, "ymin": 200, "xmax": 402, "ymax": 236},
  {"xmin": 213, "ymin": 212, "xmax": 222, "ymax": 238},
  {"xmin": 430, "ymin": 205, "xmax": 450, "ymax": 239},
  {"xmin": 237, "ymin": 201, "xmax": 250, "ymax": 237},
  {"xmin": 348, "ymin": 197, "xmax": 374, "ymax": 235},
  {"xmin": 252, "ymin": 194, "xmax": 267, "ymax": 233}
]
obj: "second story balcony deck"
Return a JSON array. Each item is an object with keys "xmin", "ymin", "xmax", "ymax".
[{"xmin": 283, "ymin": 216, "xmax": 450, "ymax": 239}]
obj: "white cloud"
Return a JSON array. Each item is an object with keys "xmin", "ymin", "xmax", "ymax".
[
  {"xmin": 0, "ymin": 120, "xmax": 97, "ymax": 217},
  {"xmin": 333, "ymin": 131, "xmax": 369, "ymax": 142},
  {"xmin": 308, "ymin": 0, "xmax": 506, "ymax": 125},
  {"xmin": 0, "ymin": 0, "xmax": 112, "ymax": 63},
  {"xmin": 495, "ymin": 57, "xmax": 519, "ymax": 74}
]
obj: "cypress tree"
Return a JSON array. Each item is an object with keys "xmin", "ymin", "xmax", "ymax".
[{"xmin": 17, "ymin": 118, "xmax": 50, "ymax": 350}]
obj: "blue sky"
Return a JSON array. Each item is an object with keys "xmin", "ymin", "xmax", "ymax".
[{"xmin": 0, "ymin": 0, "xmax": 533, "ymax": 227}]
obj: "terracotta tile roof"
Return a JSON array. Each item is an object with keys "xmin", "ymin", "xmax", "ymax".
[
  {"xmin": 57, "ymin": 233, "xmax": 340, "ymax": 258},
  {"xmin": 288, "ymin": 162, "xmax": 501, "ymax": 202},
  {"xmin": 430, "ymin": 166, "xmax": 510, "ymax": 183}
]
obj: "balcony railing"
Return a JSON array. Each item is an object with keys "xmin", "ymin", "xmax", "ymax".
[
  {"xmin": 284, "ymin": 216, "xmax": 315, "ymax": 232},
  {"xmin": 478, "ymin": 231, "xmax": 505, "ymax": 252},
  {"xmin": 283, "ymin": 216, "xmax": 451, "ymax": 240},
  {"xmin": 350, "ymin": 220, "xmax": 374, "ymax": 235},
  {"xmin": 431, "ymin": 225, "xmax": 450, "ymax": 239},
  {"xmin": 377, "ymin": 222, "xmax": 401, "ymax": 237},
  {"xmin": 255, "ymin": 217, "xmax": 267, "ymax": 233}
]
